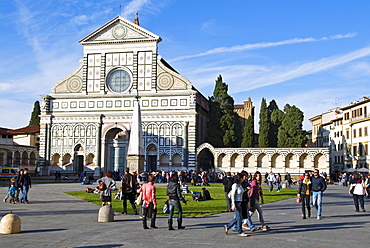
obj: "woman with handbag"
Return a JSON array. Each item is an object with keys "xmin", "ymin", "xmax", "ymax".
[
  {"xmin": 140, "ymin": 175, "xmax": 157, "ymax": 229},
  {"xmin": 298, "ymin": 173, "xmax": 312, "ymax": 219},
  {"xmin": 166, "ymin": 174, "xmax": 187, "ymax": 230},
  {"xmin": 97, "ymin": 171, "xmax": 116, "ymax": 207}
]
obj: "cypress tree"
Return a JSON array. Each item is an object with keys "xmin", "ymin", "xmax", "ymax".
[
  {"xmin": 28, "ymin": 101, "xmax": 41, "ymax": 126},
  {"xmin": 206, "ymin": 97, "xmax": 223, "ymax": 147},
  {"xmin": 258, "ymin": 98, "xmax": 269, "ymax": 147},
  {"xmin": 267, "ymin": 100, "xmax": 279, "ymax": 147},
  {"xmin": 241, "ymin": 115, "xmax": 254, "ymax": 147},
  {"xmin": 207, "ymin": 75, "xmax": 237, "ymax": 147},
  {"xmin": 270, "ymin": 109, "xmax": 285, "ymax": 147},
  {"xmin": 277, "ymin": 104, "xmax": 307, "ymax": 147}
]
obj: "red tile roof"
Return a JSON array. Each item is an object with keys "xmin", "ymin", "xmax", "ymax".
[{"xmin": 9, "ymin": 125, "xmax": 40, "ymax": 134}]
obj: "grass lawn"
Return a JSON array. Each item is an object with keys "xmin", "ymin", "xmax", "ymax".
[{"xmin": 66, "ymin": 186, "xmax": 298, "ymax": 217}]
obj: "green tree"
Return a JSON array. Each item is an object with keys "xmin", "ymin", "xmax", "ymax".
[
  {"xmin": 258, "ymin": 98, "xmax": 269, "ymax": 147},
  {"xmin": 241, "ymin": 115, "xmax": 254, "ymax": 147},
  {"xmin": 267, "ymin": 100, "xmax": 279, "ymax": 147},
  {"xmin": 270, "ymin": 109, "xmax": 285, "ymax": 147},
  {"xmin": 206, "ymin": 75, "xmax": 237, "ymax": 147},
  {"xmin": 206, "ymin": 98, "xmax": 223, "ymax": 147},
  {"xmin": 277, "ymin": 104, "xmax": 307, "ymax": 147},
  {"xmin": 28, "ymin": 101, "xmax": 41, "ymax": 126}
]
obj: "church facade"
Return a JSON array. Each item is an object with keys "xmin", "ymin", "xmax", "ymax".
[{"xmin": 39, "ymin": 16, "xmax": 208, "ymax": 175}]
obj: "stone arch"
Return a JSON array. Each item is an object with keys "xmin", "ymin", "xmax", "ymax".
[
  {"xmin": 285, "ymin": 153, "xmax": 294, "ymax": 168},
  {"xmin": 314, "ymin": 153, "xmax": 326, "ymax": 169},
  {"xmin": 257, "ymin": 153, "xmax": 269, "ymax": 168},
  {"xmin": 197, "ymin": 147, "xmax": 214, "ymax": 171},
  {"xmin": 172, "ymin": 153, "xmax": 182, "ymax": 167},
  {"xmin": 243, "ymin": 153, "xmax": 254, "ymax": 168},
  {"xmin": 217, "ymin": 153, "xmax": 227, "ymax": 168},
  {"xmin": 85, "ymin": 153, "xmax": 95, "ymax": 166},
  {"xmin": 22, "ymin": 151, "xmax": 28, "ymax": 165},
  {"xmin": 271, "ymin": 153, "xmax": 283, "ymax": 168},
  {"xmin": 104, "ymin": 127, "xmax": 128, "ymax": 173},
  {"xmin": 52, "ymin": 153, "xmax": 61, "ymax": 166},
  {"xmin": 63, "ymin": 153, "xmax": 72, "ymax": 166},
  {"xmin": 29, "ymin": 152, "xmax": 36, "ymax": 165},
  {"xmin": 159, "ymin": 153, "xmax": 169, "ymax": 167},
  {"xmin": 299, "ymin": 153, "xmax": 311, "ymax": 168},
  {"xmin": 230, "ymin": 153, "xmax": 243, "ymax": 168}
]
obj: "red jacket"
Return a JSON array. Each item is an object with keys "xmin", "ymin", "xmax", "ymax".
[{"xmin": 141, "ymin": 182, "xmax": 156, "ymax": 206}]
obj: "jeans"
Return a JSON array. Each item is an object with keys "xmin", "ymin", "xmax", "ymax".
[
  {"xmin": 226, "ymin": 201, "xmax": 243, "ymax": 234},
  {"xmin": 276, "ymin": 183, "xmax": 281, "ymax": 191},
  {"xmin": 233, "ymin": 201, "xmax": 256, "ymax": 230},
  {"xmin": 168, "ymin": 199, "xmax": 182, "ymax": 221},
  {"xmin": 225, "ymin": 192, "xmax": 232, "ymax": 211},
  {"xmin": 268, "ymin": 181, "xmax": 274, "ymax": 191},
  {"xmin": 254, "ymin": 199, "xmax": 265, "ymax": 226},
  {"xmin": 20, "ymin": 185, "xmax": 29, "ymax": 203},
  {"xmin": 301, "ymin": 194, "xmax": 311, "ymax": 217},
  {"xmin": 312, "ymin": 191, "xmax": 323, "ymax": 217},
  {"xmin": 353, "ymin": 194, "xmax": 365, "ymax": 211}
]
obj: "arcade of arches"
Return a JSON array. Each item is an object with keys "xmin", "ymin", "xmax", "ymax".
[{"xmin": 196, "ymin": 143, "xmax": 330, "ymax": 176}]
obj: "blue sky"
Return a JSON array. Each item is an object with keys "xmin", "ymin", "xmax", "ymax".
[{"xmin": 1, "ymin": 0, "xmax": 370, "ymax": 130}]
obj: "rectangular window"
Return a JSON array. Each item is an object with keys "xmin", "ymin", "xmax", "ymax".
[
  {"xmin": 365, "ymin": 106, "xmax": 367, "ymax": 117},
  {"xmin": 354, "ymin": 129, "xmax": 357, "ymax": 138},
  {"xmin": 366, "ymin": 144, "xmax": 368, "ymax": 155},
  {"xmin": 359, "ymin": 128, "xmax": 362, "ymax": 137},
  {"xmin": 365, "ymin": 127, "xmax": 368, "ymax": 136},
  {"xmin": 346, "ymin": 130, "xmax": 349, "ymax": 139},
  {"xmin": 353, "ymin": 146, "xmax": 357, "ymax": 156}
]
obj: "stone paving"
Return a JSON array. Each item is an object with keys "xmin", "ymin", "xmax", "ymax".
[{"xmin": 0, "ymin": 180, "xmax": 368, "ymax": 248}]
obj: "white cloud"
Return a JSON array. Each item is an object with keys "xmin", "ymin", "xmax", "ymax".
[
  {"xmin": 121, "ymin": 0, "xmax": 151, "ymax": 18},
  {"xmin": 170, "ymin": 33, "xmax": 358, "ymax": 62}
]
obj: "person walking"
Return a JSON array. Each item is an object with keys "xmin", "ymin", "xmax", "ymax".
[
  {"xmin": 349, "ymin": 173, "xmax": 366, "ymax": 212},
  {"xmin": 223, "ymin": 173, "xmax": 249, "ymax": 237},
  {"xmin": 19, "ymin": 168, "xmax": 32, "ymax": 204},
  {"xmin": 121, "ymin": 167, "xmax": 138, "ymax": 215},
  {"xmin": 298, "ymin": 173, "xmax": 312, "ymax": 219},
  {"xmin": 285, "ymin": 172, "xmax": 292, "ymax": 188},
  {"xmin": 222, "ymin": 172, "xmax": 234, "ymax": 212},
  {"xmin": 97, "ymin": 171, "xmax": 116, "ymax": 207},
  {"xmin": 166, "ymin": 174, "xmax": 187, "ymax": 230},
  {"xmin": 267, "ymin": 172, "xmax": 276, "ymax": 192},
  {"xmin": 311, "ymin": 169, "xmax": 327, "ymax": 220},
  {"xmin": 276, "ymin": 173, "xmax": 282, "ymax": 192},
  {"xmin": 249, "ymin": 171, "xmax": 269, "ymax": 231},
  {"xmin": 141, "ymin": 175, "xmax": 157, "ymax": 229}
]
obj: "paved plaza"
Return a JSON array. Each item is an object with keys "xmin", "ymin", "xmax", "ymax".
[{"xmin": 0, "ymin": 181, "xmax": 368, "ymax": 248}]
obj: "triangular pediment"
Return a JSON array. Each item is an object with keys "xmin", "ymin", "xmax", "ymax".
[{"xmin": 79, "ymin": 16, "xmax": 161, "ymax": 45}]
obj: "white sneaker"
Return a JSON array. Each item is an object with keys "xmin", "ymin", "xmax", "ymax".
[{"xmin": 317, "ymin": 216, "xmax": 321, "ymax": 220}]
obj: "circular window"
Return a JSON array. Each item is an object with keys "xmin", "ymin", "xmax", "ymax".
[{"xmin": 107, "ymin": 70, "xmax": 131, "ymax": 93}]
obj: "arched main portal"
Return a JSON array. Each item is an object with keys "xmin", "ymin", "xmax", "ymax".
[
  {"xmin": 146, "ymin": 144, "xmax": 157, "ymax": 172},
  {"xmin": 74, "ymin": 144, "xmax": 84, "ymax": 173},
  {"xmin": 105, "ymin": 128, "xmax": 128, "ymax": 173},
  {"xmin": 197, "ymin": 148, "xmax": 214, "ymax": 171}
]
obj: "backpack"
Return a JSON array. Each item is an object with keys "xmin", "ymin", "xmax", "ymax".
[{"xmin": 225, "ymin": 177, "xmax": 234, "ymax": 193}]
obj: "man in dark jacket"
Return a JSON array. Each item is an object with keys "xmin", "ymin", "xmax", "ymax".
[
  {"xmin": 121, "ymin": 167, "xmax": 138, "ymax": 214},
  {"xmin": 19, "ymin": 168, "xmax": 32, "ymax": 204},
  {"xmin": 311, "ymin": 169, "xmax": 327, "ymax": 220},
  {"xmin": 222, "ymin": 172, "xmax": 234, "ymax": 212}
]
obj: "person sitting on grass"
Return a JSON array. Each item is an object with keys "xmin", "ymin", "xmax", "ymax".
[{"xmin": 202, "ymin": 187, "xmax": 213, "ymax": 200}]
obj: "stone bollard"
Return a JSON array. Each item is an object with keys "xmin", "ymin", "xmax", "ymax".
[
  {"xmin": 282, "ymin": 183, "xmax": 287, "ymax": 189},
  {"xmin": 98, "ymin": 206, "xmax": 114, "ymax": 222},
  {"xmin": 0, "ymin": 213, "xmax": 21, "ymax": 234}
]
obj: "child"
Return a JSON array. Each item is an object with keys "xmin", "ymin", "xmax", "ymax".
[
  {"xmin": 114, "ymin": 187, "xmax": 123, "ymax": 200},
  {"xmin": 7, "ymin": 183, "xmax": 19, "ymax": 204},
  {"xmin": 3, "ymin": 178, "xmax": 18, "ymax": 203},
  {"xmin": 181, "ymin": 182, "xmax": 189, "ymax": 194}
]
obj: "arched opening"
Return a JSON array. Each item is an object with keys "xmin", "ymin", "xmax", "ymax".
[
  {"xmin": 172, "ymin": 153, "xmax": 182, "ymax": 167},
  {"xmin": 243, "ymin": 153, "xmax": 253, "ymax": 168},
  {"xmin": 197, "ymin": 148, "xmax": 214, "ymax": 171},
  {"xmin": 299, "ymin": 153, "xmax": 311, "ymax": 168},
  {"xmin": 105, "ymin": 128, "xmax": 128, "ymax": 173},
  {"xmin": 63, "ymin": 153, "xmax": 72, "ymax": 166},
  {"xmin": 29, "ymin": 152, "xmax": 36, "ymax": 165},
  {"xmin": 257, "ymin": 153, "xmax": 269, "ymax": 168},
  {"xmin": 285, "ymin": 153, "xmax": 294, "ymax": 168},
  {"xmin": 271, "ymin": 153, "xmax": 283, "ymax": 168},
  {"xmin": 231, "ymin": 153, "xmax": 243, "ymax": 168},
  {"xmin": 217, "ymin": 153, "xmax": 227, "ymax": 168},
  {"xmin": 146, "ymin": 144, "xmax": 157, "ymax": 172},
  {"xmin": 74, "ymin": 144, "xmax": 84, "ymax": 173},
  {"xmin": 22, "ymin": 151, "xmax": 28, "ymax": 165},
  {"xmin": 86, "ymin": 153, "xmax": 95, "ymax": 166},
  {"xmin": 52, "ymin": 153, "xmax": 60, "ymax": 167},
  {"xmin": 14, "ymin": 151, "xmax": 21, "ymax": 165},
  {"xmin": 314, "ymin": 153, "xmax": 326, "ymax": 169},
  {"xmin": 159, "ymin": 153, "xmax": 169, "ymax": 167}
]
